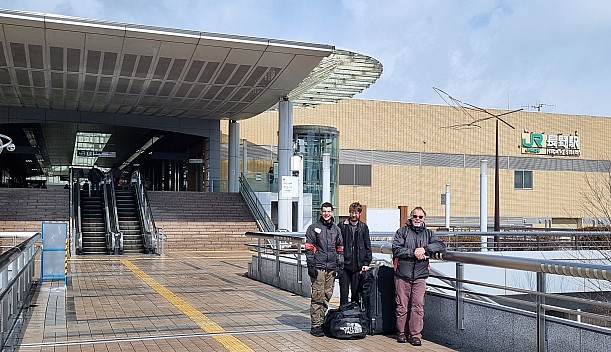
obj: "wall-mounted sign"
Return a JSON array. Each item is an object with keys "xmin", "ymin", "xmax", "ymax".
[
  {"xmin": 280, "ymin": 176, "xmax": 299, "ymax": 198},
  {"xmin": 77, "ymin": 150, "xmax": 116, "ymax": 158},
  {"xmin": 188, "ymin": 158, "xmax": 203, "ymax": 164},
  {"xmin": 521, "ymin": 132, "xmax": 580, "ymax": 156}
]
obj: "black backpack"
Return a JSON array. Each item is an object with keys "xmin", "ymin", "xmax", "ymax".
[{"xmin": 322, "ymin": 302, "xmax": 369, "ymax": 339}]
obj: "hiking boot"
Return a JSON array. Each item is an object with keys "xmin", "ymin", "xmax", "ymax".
[
  {"xmin": 397, "ymin": 333, "xmax": 407, "ymax": 343},
  {"xmin": 310, "ymin": 326, "xmax": 324, "ymax": 337}
]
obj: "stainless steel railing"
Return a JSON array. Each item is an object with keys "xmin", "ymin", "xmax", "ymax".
[
  {"xmin": 102, "ymin": 174, "xmax": 122, "ymax": 255},
  {"xmin": 0, "ymin": 233, "xmax": 40, "ymax": 350},
  {"xmin": 369, "ymin": 230, "xmax": 611, "ymax": 252},
  {"xmin": 240, "ymin": 175, "xmax": 275, "ymax": 232},
  {"xmin": 245, "ymin": 230, "xmax": 611, "ymax": 351},
  {"xmin": 131, "ymin": 170, "xmax": 164, "ymax": 255}
]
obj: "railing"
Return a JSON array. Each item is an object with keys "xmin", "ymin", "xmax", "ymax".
[
  {"xmin": 245, "ymin": 231, "xmax": 611, "ymax": 352},
  {"xmin": 69, "ymin": 167, "xmax": 83, "ymax": 255},
  {"xmin": 239, "ymin": 175, "xmax": 275, "ymax": 232},
  {"xmin": 242, "ymin": 171, "xmax": 277, "ymax": 192},
  {"xmin": 207, "ymin": 179, "xmax": 228, "ymax": 192},
  {"xmin": 102, "ymin": 174, "xmax": 122, "ymax": 255},
  {"xmin": 0, "ymin": 233, "xmax": 40, "ymax": 350},
  {"xmin": 131, "ymin": 170, "xmax": 164, "ymax": 255},
  {"xmin": 368, "ymin": 230, "xmax": 611, "ymax": 252}
]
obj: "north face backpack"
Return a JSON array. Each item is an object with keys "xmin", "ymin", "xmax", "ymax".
[{"xmin": 322, "ymin": 302, "xmax": 368, "ymax": 339}]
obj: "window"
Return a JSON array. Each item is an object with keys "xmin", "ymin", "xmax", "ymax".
[
  {"xmin": 514, "ymin": 170, "xmax": 533, "ymax": 189},
  {"xmin": 339, "ymin": 164, "xmax": 371, "ymax": 186}
]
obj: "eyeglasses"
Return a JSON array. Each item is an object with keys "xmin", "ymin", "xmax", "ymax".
[{"xmin": 412, "ymin": 215, "xmax": 424, "ymax": 219}]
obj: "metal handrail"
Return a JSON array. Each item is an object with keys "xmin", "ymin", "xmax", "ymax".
[
  {"xmin": 368, "ymin": 230, "xmax": 611, "ymax": 252},
  {"xmin": 0, "ymin": 233, "xmax": 40, "ymax": 350},
  {"xmin": 71, "ymin": 167, "xmax": 83, "ymax": 255},
  {"xmin": 132, "ymin": 170, "xmax": 161, "ymax": 254},
  {"xmin": 245, "ymin": 231, "xmax": 611, "ymax": 330},
  {"xmin": 239, "ymin": 175, "xmax": 275, "ymax": 232},
  {"xmin": 103, "ymin": 174, "xmax": 122, "ymax": 254}
]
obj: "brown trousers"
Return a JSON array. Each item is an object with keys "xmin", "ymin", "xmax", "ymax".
[
  {"xmin": 394, "ymin": 277, "xmax": 426, "ymax": 338},
  {"xmin": 310, "ymin": 269, "xmax": 336, "ymax": 327}
]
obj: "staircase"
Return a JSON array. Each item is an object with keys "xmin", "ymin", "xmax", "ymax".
[
  {"xmin": 0, "ymin": 188, "xmax": 68, "ymax": 250},
  {"xmin": 80, "ymin": 190, "xmax": 106, "ymax": 254},
  {"xmin": 147, "ymin": 192, "xmax": 259, "ymax": 251},
  {"xmin": 115, "ymin": 188, "xmax": 144, "ymax": 253}
]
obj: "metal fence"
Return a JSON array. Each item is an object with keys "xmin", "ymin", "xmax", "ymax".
[
  {"xmin": 369, "ymin": 230, "xmax": 611, "ymax": 252},
  {"xmin": 245, "ymin": 230, "xmax": 611, "ymax": 352},
  {"xmin": 0, "ymin": 233, "xmax": 40, "ymax": 351}
]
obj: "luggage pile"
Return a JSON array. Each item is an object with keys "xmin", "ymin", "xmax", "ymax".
[{"xmin": 323, "ymin": 261, "xmax": 396, "ymax": 339}]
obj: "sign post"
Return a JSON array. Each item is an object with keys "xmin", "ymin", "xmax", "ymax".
[{"xmin": 41, "ymin": 222, "xmax": 68, "ymax": 284}]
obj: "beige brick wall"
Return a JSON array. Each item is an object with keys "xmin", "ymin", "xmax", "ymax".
[{"xmin": 228, "ymin": 99, "xmax": 611, "ymax": 222}]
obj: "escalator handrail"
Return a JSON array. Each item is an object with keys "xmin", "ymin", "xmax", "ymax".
[
  {"xmin": 69, "ymin": 166, "xmax": 83, "ymax": 255},
  {"xmin": 103, "ymin": 173, "xmax": 122, "ymax": 253},
  {"xmin": 239, "ymin": 175, "xmax": 275, "ymax": 232},
  {"xmin": 132, "ymin": 170, "xmax": 158, "ymax": 253},
  {"xmin": 74, "ymin": 172, "xmax": 82, "ymax": 254}
]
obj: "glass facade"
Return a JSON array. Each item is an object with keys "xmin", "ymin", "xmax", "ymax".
[{"xmin": 293, "ymin": 125, "xmax": 339, "ymax": 220}]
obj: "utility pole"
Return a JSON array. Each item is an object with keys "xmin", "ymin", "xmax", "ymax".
[{"xmin": 434, "ymin": 88, "xmax": 521, "ymax": 239}]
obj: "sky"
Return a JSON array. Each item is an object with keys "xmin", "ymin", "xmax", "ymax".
[{"xmin": 2, "ymin": 0, "xmax": 611, "ymax": 117}]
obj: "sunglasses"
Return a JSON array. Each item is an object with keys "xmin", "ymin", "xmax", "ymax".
[{"xmin": 412, "ymin": 215, "xmax": 424, "ymax": 219}]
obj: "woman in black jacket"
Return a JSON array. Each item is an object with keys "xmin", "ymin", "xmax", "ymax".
[{"xmin": 392, "ymin": 207, "xmax": 446, "ymax": 346}]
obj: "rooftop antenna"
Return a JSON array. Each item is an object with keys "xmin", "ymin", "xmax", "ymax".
[
  {"xmin": 434, "ymin": 87, "xmax": 522, "ymax": 236},
  {"xmin": 521, "ymin": 102, "xmax": 555, "ymax": 112}
]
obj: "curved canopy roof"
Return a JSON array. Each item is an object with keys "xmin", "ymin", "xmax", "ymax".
[{"xmin": 0, "ymin": 8, "xmax": 382, "ymax": 121}]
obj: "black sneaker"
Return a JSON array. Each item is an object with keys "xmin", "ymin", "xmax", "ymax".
[
  {"xmin": 310, "ymin": 326, "xmax": 324, "ymax": 337},
  {"xmin": 397, "ymin": 333, "xmax": 407, "ymax": 343}
]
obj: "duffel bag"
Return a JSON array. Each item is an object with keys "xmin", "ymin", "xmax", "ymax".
[{"xmin": 322, "ymin": 302, "xmax": 368, "ymax": 339}]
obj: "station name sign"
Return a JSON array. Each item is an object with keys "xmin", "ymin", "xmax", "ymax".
[
  {"xmin": 77, "ymin": 150, "xmax": 116, "ymax": 158},
  {"xmin": 521, "ymin": 132, "xmax": 580, "ymax": 156}
]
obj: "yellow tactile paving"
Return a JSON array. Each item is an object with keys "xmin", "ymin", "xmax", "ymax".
[{"xmin": 121, "ymin": 258, "xmax": 253, "ymax": 352}]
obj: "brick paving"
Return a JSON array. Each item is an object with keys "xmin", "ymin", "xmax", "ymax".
[{"xmin": 17, "ymin": 251, "xmax": 456, "ymax": 352}]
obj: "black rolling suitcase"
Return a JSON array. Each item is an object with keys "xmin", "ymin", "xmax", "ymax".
[{"xmin": 361, "ymin": 263, "xmax": 396, "ymax": 335}]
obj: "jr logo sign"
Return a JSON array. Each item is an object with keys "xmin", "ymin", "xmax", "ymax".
[
  {"xmin": 521, "ymin": 132, "xmax": 545, "ymax": 154},
  {"xmin": 522, "ymin": 133, "xmax": 544, "ymax": 148}
]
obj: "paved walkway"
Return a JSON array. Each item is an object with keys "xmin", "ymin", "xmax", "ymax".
[{"xmin": 18, "ymin": 251, "xmax": 456, "ymax": 352}]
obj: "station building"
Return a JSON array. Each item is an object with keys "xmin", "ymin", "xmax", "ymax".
[
  {"xmin": 1, "ymin": 7, "xmax": 609, "ymax": 248},
  {"xmin": 0, "ymin": 8, "xmax": 383, "ymax": 251},
  {"xmin": 232, "ymin": 98, "xmax": 611, "ymax": 229}
]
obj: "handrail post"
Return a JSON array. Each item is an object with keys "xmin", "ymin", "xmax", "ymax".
[
  {"xmin": 257, "ymin": 238, "xmax": 262, "ymax": 273},
  {"xmin": 456, "ymin": 262, "xmax": 465, "ymax": 330},
  {"xmin": 275, "ymin": 239, "xmax": 280, "ymax": 278},
  {"xmin": 297, "ymin": 241, "xmax": 303, "ymax": 284},
  {"xmin": 536, "ymin": 272, "xmax": 547, "ymax": 352}
]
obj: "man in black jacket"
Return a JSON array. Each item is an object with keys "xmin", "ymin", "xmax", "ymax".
[
  {"xmin": 338, "ymin": 202, "xmax": 372, "ymax": 305},
  {"xmin": 392, "ymin": 207, "xmax": 446, "ymax": 346},
  {"xmin": 87, "ymin": 163, "xmax": 104, "ymax": 196},
  {"xmin": 305, "ymin": 202, "xmax": 344, "ymax": 337}
]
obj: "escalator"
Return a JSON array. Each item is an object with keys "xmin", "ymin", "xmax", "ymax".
[
  {"xmin": 73, "ymin": 169, "xmax": 160, "ymax": 255},
  {"xmin": 115, "ymin": 188, "xmax": 144, "ymax": 253},
  {"xmin": 79, "ymin": 190, "xmax": 106, "ymax": 254}
]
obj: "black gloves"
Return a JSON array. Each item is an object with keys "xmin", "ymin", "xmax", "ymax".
[
  {"xmin": 308, "ymin": 266, "xmax": 318, "ymax": 279},
  {"xmin": 337, "ymin": 254, "xmax": 344, "ymax": 271}
]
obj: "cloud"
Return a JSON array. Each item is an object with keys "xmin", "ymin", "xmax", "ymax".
[{"xmin": 2, "ymin": 0, "xmax": 611, "ymax": 116}]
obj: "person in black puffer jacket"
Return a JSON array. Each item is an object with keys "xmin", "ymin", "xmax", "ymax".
[
  {"xmin": 392, "ymin": 207, "xmax": 446, "ymax": 346},
  {"xmin": 305, "ymin": 202, "xmax": 344, "ymax": 337},
  {"xmin": 337, "ymin": 201, "xmax": 372, "ymax": 305}
]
